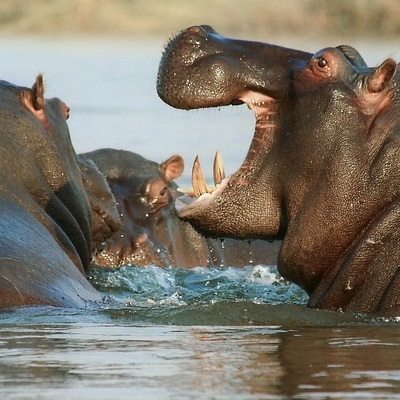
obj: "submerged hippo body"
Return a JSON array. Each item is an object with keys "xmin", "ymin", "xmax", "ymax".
[
  {"xmin": 86, "ymin": 148, "xmax": 279, "ymax": 268},
  {"xmin": 0, "ymin": 76, "xmax": 102, "ymax": 308},
  {"xmin": 157, "ymin": 25, "xmax": 400, "ymax": 314}
]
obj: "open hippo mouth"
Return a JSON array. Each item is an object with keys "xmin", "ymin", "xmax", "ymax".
[{"xmin": 157, "ymin": 25, "xmax": 312, "ymax": 239}]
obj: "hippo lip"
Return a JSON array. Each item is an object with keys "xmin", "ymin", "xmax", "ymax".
[
  {"xmin": 157, "ymin": 25, "xmax": 292, "ymax": 110},
  {"xmin": 176, "ymin": 177, "xmax": 230, "ymax": 217}
]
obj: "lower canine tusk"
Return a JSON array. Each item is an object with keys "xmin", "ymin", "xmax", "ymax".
[
  {"xmin": 192, "ymin": 155, "xmax": 210, "ymax": 197},
  {"xmin": 213, "ymin": 150, "xmax": 225, "ymax": 185}
]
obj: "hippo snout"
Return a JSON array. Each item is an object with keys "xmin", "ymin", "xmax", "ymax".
[
  {"xmin": 179, "ymin": 25, "xmax": 216, "ymax": 44},
  {"xmin": 157, "ymin": 25, "xmax": 312, "ymax": 110}
]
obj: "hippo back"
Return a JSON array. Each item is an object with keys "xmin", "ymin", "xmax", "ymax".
[{"xmin": 0, "ymin": 76, "xmax": 101, "ymax": 307}]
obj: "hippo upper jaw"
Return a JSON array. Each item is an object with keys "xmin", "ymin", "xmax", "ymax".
[{"xmin": 157, "ymin": 25, "xmax": 311, "ymax": 110}]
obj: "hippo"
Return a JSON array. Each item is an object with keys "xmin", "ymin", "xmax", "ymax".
[
  {"xmin": 157, "ymin": 25, "xmax": 400, "ymax": 315},
  {"xmin": 0, "ymin": 75, "xmax": 105, "ymax": 308},
  {"xmin": 77, "ymin": 154, "xmax": 121, "ymax": 255},
  {"xmin": 85, "ymin": 148, "xmax": 185, "ymax": 267},
  {"xmin": 85, "ymin": 148, "xmax": 279, "ymax": 268}
]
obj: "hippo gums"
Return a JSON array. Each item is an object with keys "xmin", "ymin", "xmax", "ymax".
[
  {"xmin": 0, "ymin": 75, "xmax": 103, "ymax": 308},
  {"xmin": 157, "ymin": 25, "xmax": 400, "ymax": 314}
]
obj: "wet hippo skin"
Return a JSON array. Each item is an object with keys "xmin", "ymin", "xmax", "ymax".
[
  {"xmin": 157, "ymin": 25, "xmax": 400, "ymax": 315},
  {"xmin": 0, "ymin": 75, "xmax": 103, "ymax": 308}
]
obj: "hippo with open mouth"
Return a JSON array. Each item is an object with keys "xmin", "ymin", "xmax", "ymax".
[{"xmin": 157, "ymin": 25, "xmax": 400, "ymax": 315}]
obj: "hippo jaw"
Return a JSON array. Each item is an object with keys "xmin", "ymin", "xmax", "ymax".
[
  {"xmin": 158, "ymin": 25, "xmax": 311, "ymax": 239},
  {"xmin": 157, "ymin": 25, "xmax": 310, "ymax": 109},
  {"xmin": 174, "ymin": 95, "xmax": 286, "ymax": 239}
]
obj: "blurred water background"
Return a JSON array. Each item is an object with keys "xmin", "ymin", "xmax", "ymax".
[{"xmin": 1, "ymin": 1, "xmax": 400, "ymax": 399}]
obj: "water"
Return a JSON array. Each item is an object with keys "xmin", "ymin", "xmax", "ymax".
[
  {"xmin": 2, "ymin": 265, "xmax": 400, "ymax": 399},
  {"xmin": 1, "ymin": 265, "xmax": 400, "ymax": 399},
  {"xmin": 1, "ymin": 36, "xmax": 400, "ymax": 399}
]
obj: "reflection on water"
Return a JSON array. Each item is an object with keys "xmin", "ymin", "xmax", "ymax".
[
  {"xmin": 1, "ymin": 36, "xmax": 400, "ymax": 399},
  {"xmin": 0, "ymin": 316, "xmax": 400, "ymax": 400},
  {"xmin": 280, "ymin": 326, "xmax": 400, "ymax": 398}
]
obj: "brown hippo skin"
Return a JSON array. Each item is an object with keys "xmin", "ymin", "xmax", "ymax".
[
  {"xmin": 77, "ymin": 154, "xmax": 121, "ymax": 255},
  {"xmin": 157, "ymin": 25, "xmax": 400, "ymax": 314},
  {"xmin": 85, "ymin": 148, "xmax": 279, "ymax": 268},
  {"xmin": 0, "ymin": 75, "xmax": 102, "ymax": 308}
]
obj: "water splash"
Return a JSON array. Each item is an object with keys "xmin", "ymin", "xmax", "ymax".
[
  {"xmin": 88, "ymin": 264, "xmax": 308, "ymax": 308},
  {"xmin": 87, "ymin": 265, "xmax": 400, "ymax": 326}
]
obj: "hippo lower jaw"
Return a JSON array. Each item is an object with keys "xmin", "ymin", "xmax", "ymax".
[
  {"xmin": 175, "ymin": 177, "xmax": 229, "ymax": 217},
  {"xmin": 175, "ymin": 159, "xmax": 282, "ymax": 239},
  {"xmin": 175, "ymin": 175, "xmax": 247, "ymax": 238}
]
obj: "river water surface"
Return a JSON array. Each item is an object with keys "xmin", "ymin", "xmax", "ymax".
[{"xmin": 1, "ymin": 35, "xmax": 400, "ymax": 399}]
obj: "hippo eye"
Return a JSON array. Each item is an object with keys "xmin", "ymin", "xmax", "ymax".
[
  {"xmin": 96, "ymin": 241, "xmax": 106, "ymax": 253},
  {"xmin": 317, "ymin": 57, "xmax": 327, "ymax": 68}
]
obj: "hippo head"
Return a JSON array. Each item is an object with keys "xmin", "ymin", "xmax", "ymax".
[
  {"xmin": 14, "ymin": 75, "xmax": 94, "ymax": 272},
  {"xmin": 158, "ymin": 26, "xmax": 313, "ymax": 239},
  {"xmin": 84, "ymin": 149, "xmax": 185, "ymax": 267},
  {"xmin": 157, "ymin": 26, "xmax": 400, "ymax": 313}
]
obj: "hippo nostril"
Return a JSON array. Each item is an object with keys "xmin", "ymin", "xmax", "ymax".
[
  {"xmin": 185, "ymin": 25, "xmax": 214, "ymax": 38},
  {"xmin": 198, "ymin": 25, "xmax": 216, "ymax": 33},
  {"xmin": 187, "ymin": 26, "xmax": 203, "ymax": 34},
  {"xmin": 182, "ymin": 28, "xmax": 208, "ymax": 46}
]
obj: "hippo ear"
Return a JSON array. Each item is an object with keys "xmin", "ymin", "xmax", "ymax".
[
  {"xmin": 159, "ymin": 155, "xmax": 184, "ymax": 182},
  {"xmin": 31, "ymin": 74, "xmax": 45, "ymax": 111},
  {"xmin": 20, "ymin": 74, "xmax": 45, "ymax": 115},
  {"xmin": 367, "ymin": 58, "xmax": 398, "ymax": 93}
]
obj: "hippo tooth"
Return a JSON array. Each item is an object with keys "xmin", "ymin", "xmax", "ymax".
[
  {"xmin": 192, "ymin": 155, "xmax": 211, "ymax": 197},
  {"xmin": 213, "ymin": 150, "xmax": 225, "ymax": 185},
  {"xmin": 179, "ymin": 154, "xmax": 222, "ymax": 197}
]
